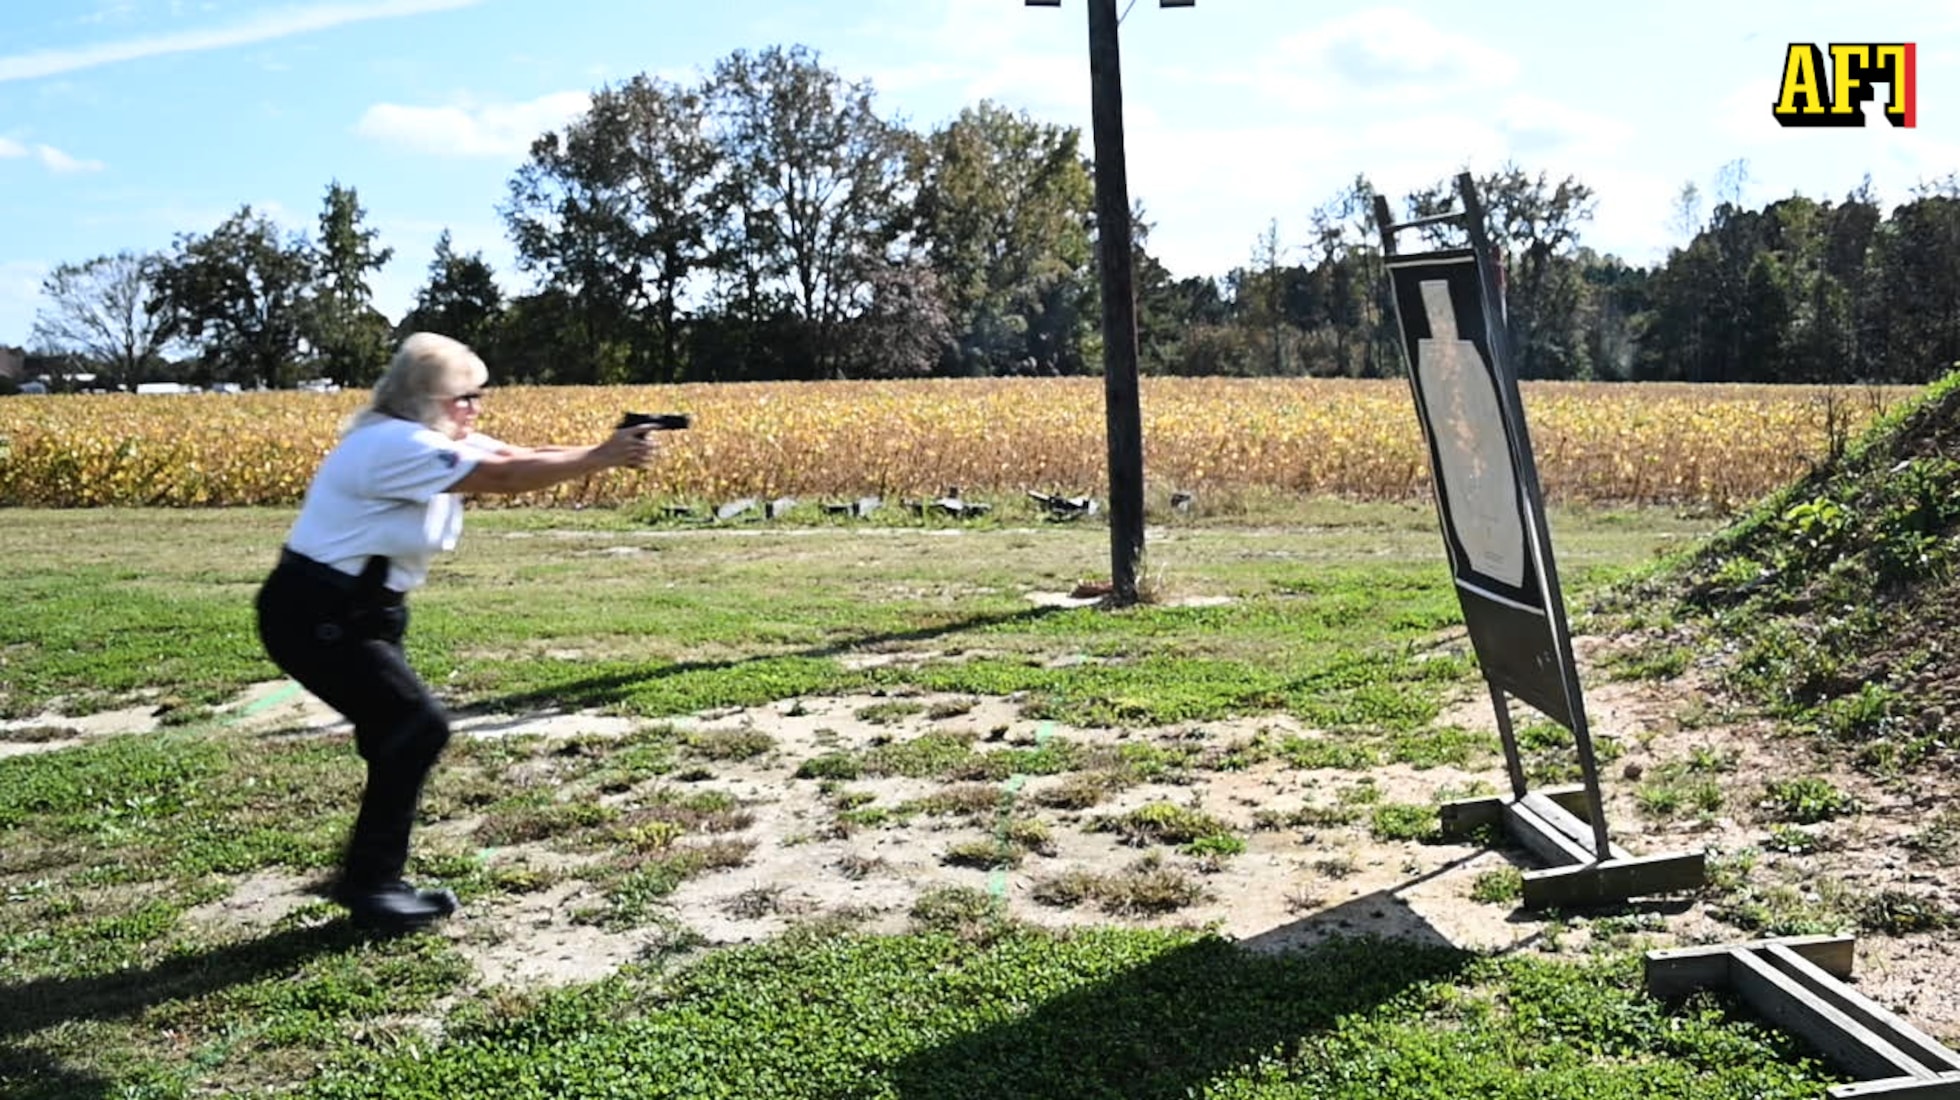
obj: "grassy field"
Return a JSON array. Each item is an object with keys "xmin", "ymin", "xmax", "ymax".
[
  {"xmin": 0, "ymin": 500, "xmax": 1708, "ymax": 722},
  {"xmin": 0, "ymin": 503, "xmax": 1854, "ymax": 1099}
]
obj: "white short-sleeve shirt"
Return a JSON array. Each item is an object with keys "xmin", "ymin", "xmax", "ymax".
[{"xmin": 285, "ymin": 417, "xmax": 505, "ymax": 592}]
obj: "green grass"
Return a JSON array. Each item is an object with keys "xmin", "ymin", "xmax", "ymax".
[
  {"xmin": 0, "ymin": 501, "xmax": 1801, "ymax": 1099},
  {"xmin": 1633, "ymin": 759, "xmax": 1727, "ymax": 822},
  {"xmin": 0, "ymin": 503, "xmax": 1710, "ymax": 726},
  {"xmin": 1470, "ymin": 867, "xmax": 1525, "ymax": 905},
  {"xmin": 1759, "ymin": 776, "xmax": 1860, "ymax": 824},
  {"xmin": 1367, "ymin": 802, "xmax": 1439, "ymax": 842},
  {"xmin": 1607, "ymin": 373, "xmax": 1960, "ymax": 777},
  {"xmin": 266, "ymin": 930, "xmax": 1832, "ymax": 1100},
  {"xmin": 1092, "ymin": 801, "xmax": 1239, "ymax": 849}
]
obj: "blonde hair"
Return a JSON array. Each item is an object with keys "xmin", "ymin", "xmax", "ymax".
[{"xmin": 344, "ymin": 332, "xmax": 488, "ymax": 437}]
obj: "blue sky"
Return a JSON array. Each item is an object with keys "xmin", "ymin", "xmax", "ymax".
[{"xmin": 3, "ymin": 0, "xmax": 1956, "ymax": 348}]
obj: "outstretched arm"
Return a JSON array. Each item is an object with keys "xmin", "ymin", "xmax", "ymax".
[
  {"xmin": 484, "ymin": 443, "xmax": 577, "ymax": 457},
  {"xmin": 447, "ymin": 428, "xmax": 657, "ymax": 495}
]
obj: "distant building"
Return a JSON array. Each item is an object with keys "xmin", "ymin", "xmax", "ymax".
[{"xmin": 0, "ymin": 345, "xmax": 23, "ymax": 384}]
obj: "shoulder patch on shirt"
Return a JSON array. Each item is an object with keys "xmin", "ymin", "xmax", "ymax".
[{"xmin": 437, "ymin": 449, "xmax": 460, "ymax": 469}]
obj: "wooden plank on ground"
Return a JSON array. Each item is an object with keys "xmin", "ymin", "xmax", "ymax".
[
  {"xmin": 1519, "ymin": 790, "xmax": 1629, "ymax": 860},
  {"xmin": 1730, "ymin": 950, "xmax": 1933, "ymax": 1082},
  {"xmin": 1829, "ymin": 1072, "xmax": 1960, "ymax": 1098},
  {"xmin": 1643, "ymin": 936, "xmax": 1855, "ymax": 1000},
  {"xmin": 1441, "ymin": 787, "xmax": 1595, "ymax": 840},
  {"xmin": 1503, "ymin": 798, "xmax": 1596, "ymax": 868},
  {"xmin": 1540, "ymin": 785, "xmax": 1597, "ymax": 822},
  {"xmin": 1764, "ymin": 945, "xmax": 1960, "ymax": 1074},
  {"xmin": 1438, "ymin": 795, "xmax": 1507, "ymax": 838},
  {"xmin": 1521, "ymin": 850, "xmax": 1707, "ymax": 909}
]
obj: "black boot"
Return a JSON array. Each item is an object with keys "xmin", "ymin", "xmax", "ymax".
[{"xmin": 332, "ymin": 880, "xmax": 459, "ymax": 933}]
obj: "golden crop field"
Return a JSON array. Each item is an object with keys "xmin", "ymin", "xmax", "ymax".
[{"xmin": 0, "ymin": 377, "xmax": 1914, "ymax": 511}]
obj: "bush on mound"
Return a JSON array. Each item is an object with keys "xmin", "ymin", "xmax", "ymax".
[{"xmin": 1621, "ymin": 367, "xmax": 1960, "ymax": 773}]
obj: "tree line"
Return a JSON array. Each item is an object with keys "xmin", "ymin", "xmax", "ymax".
[{"xmin": 18, "ymin": 44, "xmax": 1960, "ymax": 392}]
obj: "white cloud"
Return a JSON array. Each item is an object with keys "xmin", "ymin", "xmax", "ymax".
[
  {"xmin": 0, "ymin": 0, "xmax": 482, "ymax": 83},
  {"xmin": 354, "ymin": 91, "xmax": 592, "ymax": 158},
  {"xmin": 36, "ymin": 143, "xmax": 105, "ymax": 173},
  {"xmin": 1260, "ymin": 8, "xmax": 1519, "ymax": 107},
  {"xmin": 1106, "ymin": 89, "xmax": 1673, "ymax": 280},
  {"xmin": 1713, "ymin": 77, "xmax": 1797, "ymax": 145},
  {"xmin": 1569, "ymin": 168, "xmax": 1683, "ymax": 265},
  {"xmin": 838, "ymin": 5, "xmax": 1537, "ymax": 280},
  {"xmin": 1696, "ymin": 72, "xmax": 1956, "ymax": 212},
  {"xmin": 1494, "ymin": 95, "xmax": 1635, "ymax": 162},
  {"xmin": 1098, "ymin": 5, "xmax": 1533, "ymax": 273},
  {"xmin": 950, "ymin": 53, "xmax": 1084, "ymax": 121},
  {"xmin": 250, "ymin": 198, "xmax": 296, "ymax": 226},
  {"xmin": 78, "ymin": 3, "xmax": 140, "ymax": 27},
  {"xmin": 843, "ymin": 3, "xmax": 1078, "ymax": 125},
  {"xmin": 0, "ymin": 136, "xmax": 105, "ymax": 173}
]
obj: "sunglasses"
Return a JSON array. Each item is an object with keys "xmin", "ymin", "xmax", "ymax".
[{"xmin": 449, "ymin": 391, "xmax": 486, "ymax": 406}]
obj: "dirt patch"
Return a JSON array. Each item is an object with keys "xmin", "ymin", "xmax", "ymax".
[
  {"xmin": 0, "ymin": 703, "xmax": 166, "ymax": 755},
  {"xmin": 457, "ymin": 880, "xmax": 676, "ymax": 989},
  {"xmin": 1564, "ymin": 640, "xmax": 1960, "ymax": 1042},
  {"xmin": 36, "ymin": 674, "xmax": 1960, "ymax": 1044},
  {"xmin": 182, "ymin": 869, "xmax": 320, "ymax": 932},
  {"xmin": 637, "ymin": 682, "xmax": 1957, "ymax": 1041}
]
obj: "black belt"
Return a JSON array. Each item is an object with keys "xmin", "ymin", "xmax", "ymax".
[{"xmin": 277, "ymin": 548, "xmax": 402, "ymax": 605}]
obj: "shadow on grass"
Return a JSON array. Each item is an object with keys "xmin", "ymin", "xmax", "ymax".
[
  {"xmin": 0, "ymin": 921, "xmax": 367, "ymax": 1098},
  {"xmin": 876, "ymin": 927, "xmax": 1473, "ymax": 1100},
  {"xmin": 1237, "ymin": 853, "xmax": 1493, "ymax": 955},
  {"xmin": 465, "ymin": 604, "xmax": 1067, "ymax": 715},
  {"xmin": 197, "ymin": 870, "xmax": 1488, "ymax": 1098},
  {"xmin": 0, "ymin": 1045, "xmax": 110, "ymax": 1100},
  {"xmin": 876, "ymin": 874, "xmax": 1485, "ymax": 1100}
]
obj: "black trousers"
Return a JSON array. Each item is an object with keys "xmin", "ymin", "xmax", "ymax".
[{"xmin": 255, "ymin": 550, "xmax": 451, "ymax": 890}]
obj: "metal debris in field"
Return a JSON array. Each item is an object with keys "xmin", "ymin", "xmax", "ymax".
[
  {"xmin": 1028, "ymin": 490, "xmax": 1099, "ymax": 520},
  {"xmin": 714, "ymin": 497, "xmax": 758, "ymax": 521},
  {"xmin": 821, "ymin": 496, "xmax": 883, "ymax": 518}
]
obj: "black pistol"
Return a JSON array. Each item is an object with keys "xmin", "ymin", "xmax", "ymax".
[{"xmin": 617, "ymin": 412, "xmax": 691, "ymax": 431}]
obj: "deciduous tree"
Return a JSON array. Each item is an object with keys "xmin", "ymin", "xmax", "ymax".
[
  {"xmin": 912, "ymin": 100, "xmax": 1094, "ymax": 376},
  {"xmin": 28, "ymin": 251, "xmax": 172, "ymax": 390},
  {"xmin": 397, "ymin": 230, "xmax": 505, "ymax": 362},
  {"xmin": 150, "ymin": 206, "xmax": 315, "ymax": 389},
  {"xmin": 708, "ymin": 45, "xmax": 918, "ymax": 379},
  {"xmin": 504, "ymin": 75, "xmax": 721, "ymax": 382},
  {"xmin": 1410, "ymin": 164, "xmax": 1596, "ymax": 379}
]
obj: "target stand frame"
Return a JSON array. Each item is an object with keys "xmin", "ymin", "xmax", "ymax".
[
  {"xmin": 1373, "ymin": 174, "xmax": 1705, "ymax": 910},
  {"xmin": 1646, "ymin": 935, "xmax": 1960, "ymax": 1097},
  {"xmin": 1437, "ymin": 785, "xmax": 1707, "ymax": 910}
]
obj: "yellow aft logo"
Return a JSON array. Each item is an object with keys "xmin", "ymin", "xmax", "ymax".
[{"xmin": 1773, "ymin": 43, "xmax": 1917, "ymax": 127}]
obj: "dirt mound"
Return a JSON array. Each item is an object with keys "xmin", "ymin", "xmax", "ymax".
[{"xmin": 1636, "ymin": 370, "xmax": 1960, "ymax": 773}]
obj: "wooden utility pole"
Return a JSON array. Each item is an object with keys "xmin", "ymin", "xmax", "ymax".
[{"xmin": 1086, "ymin": 0, "xmax": 1145, "ymax": 606}]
